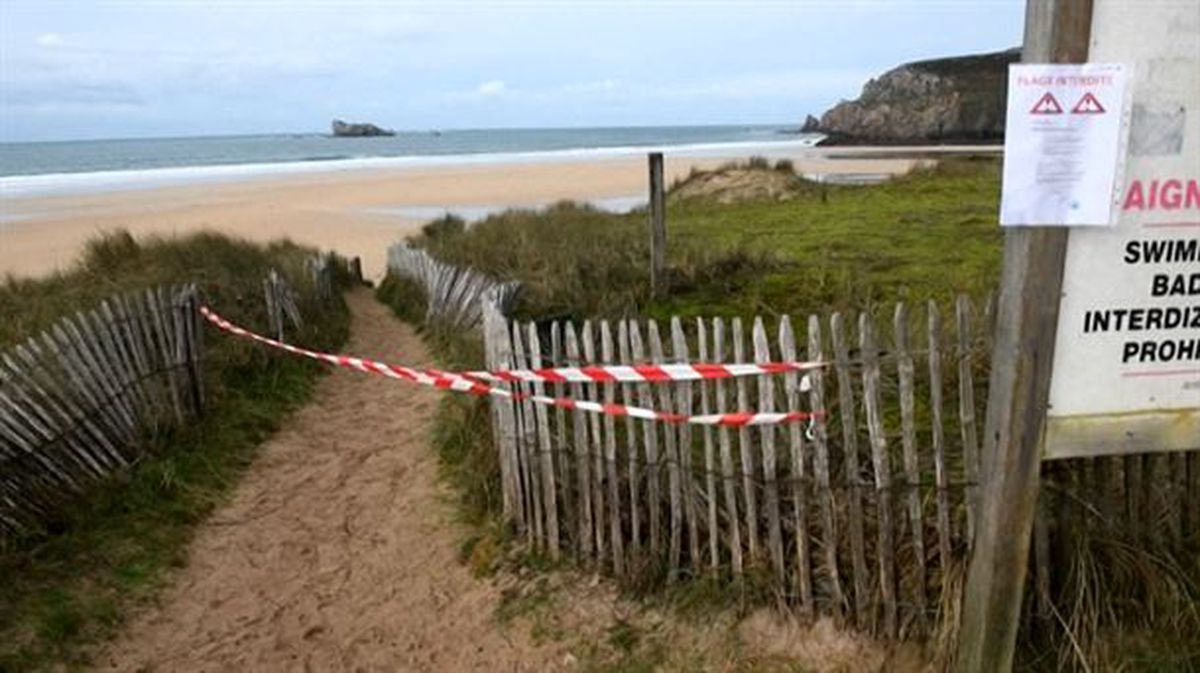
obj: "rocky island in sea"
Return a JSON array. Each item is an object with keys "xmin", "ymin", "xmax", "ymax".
[
  {"xmin": 803, "ymin": 48, "xmax": 1019, "ymax": 145},
  {"xmin": 331, "ymin": 119, "xmax": 396, "ymax": 137}
]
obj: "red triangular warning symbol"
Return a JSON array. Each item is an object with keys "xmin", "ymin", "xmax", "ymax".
[
  {"xmin": 1030, "ymin": 92, "xmax": 1063, "ymax": 115},
  {"xmin": 1071, "ymin": 92, "xmax": 1105, "ymax": 114}
]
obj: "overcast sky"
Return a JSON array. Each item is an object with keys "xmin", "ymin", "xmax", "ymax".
[{"xmin": 0, "ymin": 1, "xmax": 1025, "ymax": 142}]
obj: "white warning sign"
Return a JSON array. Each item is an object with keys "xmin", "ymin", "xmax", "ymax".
[
  {"xmin": 1000, "ymin": 63, "xmax": 1129, "ymax": 227},
  {"xmin": 1043, "ymin": 0, "xmax": 1200, "ymax": 460}
]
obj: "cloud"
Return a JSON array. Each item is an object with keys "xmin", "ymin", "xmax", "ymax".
[
  {"xmin": 3, "ymin": 80, "xmax": 145, "ymax": 110},
  {"xmin": 477, "ymin": 80, "xmax": 506, "ymax": 96},
  {"xmin": 35, "ymin": 32, "xmax": 64, "ymax": 48},
  {"xmin": 561, "ymin": 79, "xmax": 618, "ymax": 94}
]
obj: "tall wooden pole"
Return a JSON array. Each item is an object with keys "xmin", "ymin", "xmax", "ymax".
[
  {"xmin": 648, "ymin": 152, "xmax": 666, "ymax": 297},
  {"xmin": 955, "ymin": 1, "xmax": 1093, "ymax": 671}
]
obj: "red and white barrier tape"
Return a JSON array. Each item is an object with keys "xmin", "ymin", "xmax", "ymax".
[{"xmin": 199, "ymin": 306, "xmax": 825, "ymax": 427}]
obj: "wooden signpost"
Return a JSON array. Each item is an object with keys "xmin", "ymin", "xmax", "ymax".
[{"xmin": 958, "ymin": 0, "xmax": 1199, "ymax": 670}]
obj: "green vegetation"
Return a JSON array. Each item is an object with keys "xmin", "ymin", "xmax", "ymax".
[
  {"xmin": 0, "ymin": 230, "xmax": 352, "ymax": 671},
  {"xmin": 411, "ymin": 157, "xmax": 1003, "ymax": 322},
  {"xmin": 382, "ymin": 157, "xmax": 1198, "ymax": 672}
]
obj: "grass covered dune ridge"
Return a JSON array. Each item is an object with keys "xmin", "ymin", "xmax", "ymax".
[
  {"xmin": 0, "ymin": 230, "xmax": 353, "ymax": 671},
  {"xmin": 410, "ymin": 157, "xmax": 1004, "ymax": 323}
]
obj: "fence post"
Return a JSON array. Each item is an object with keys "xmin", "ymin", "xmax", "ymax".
[
  {"xmin": 648, "ymin": 152, "xmax": 666, "ymax": 298},
  {"xmin": 956, "ymin": 1, "xmax": 1092, "ymax": 669}
]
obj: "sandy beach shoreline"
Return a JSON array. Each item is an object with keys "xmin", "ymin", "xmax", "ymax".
[{"xmin": 0, "ymin": 145, "xmax": 997, "ymax": 280}]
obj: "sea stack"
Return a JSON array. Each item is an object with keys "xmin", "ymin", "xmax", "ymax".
[{"xmin": 330, "ymin": 119, "xmax": 396, "ymax": 137}]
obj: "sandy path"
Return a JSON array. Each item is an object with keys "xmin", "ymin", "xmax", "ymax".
[{"xmin": 97, "ymin": 290, "xmax": 559, "ymax": 672}]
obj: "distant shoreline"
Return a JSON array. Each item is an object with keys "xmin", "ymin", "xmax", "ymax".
[
  {"xmin": 0, "ymin": 147, "xmax": 969, "ymax": 280},
  {"xmin": 0, "ymin": 137, "xmax": 824, "ymax": 200}
]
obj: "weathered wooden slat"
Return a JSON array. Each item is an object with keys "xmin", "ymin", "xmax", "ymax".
[
  {"xmin": 0, "ymin": 355, "xmax": 84, "ymax": 482},
  {"xmin": 564, "ymin": 322, "xmax": 595, "ymax": 559},
  {"xmin": 955, "ymin": 295, "xmax": 981, "ymax": 546},
  {"xmin": 753, "ymin": 318, "xmax": 786, "ymax": 585},
  {"xmin": 98, "ymin": 301, "xmax": 151, "ymax": 420},
  {"xmin": 581, "ymin": 322, "xmax": 608, "ymax": 563},
  {"xmin": 131, "ymin": 293, "xmax": 172, "ymax": 425},
  {"xmin": 169, "ymin": 288, "xmax": 198, "ymax": 417},
  {"xmin": 179, "ymin": 286, "xmax": 205, "ymax": 414},
  {"xmin": 136, "ymin": 292, "xmax": 174, "ymax": 422},
  {"xmin": 927, "ymin": 301, "xmax": 953, "ymax": 574},
  {"xmin": 511, "ymin": 322, "xmax": 545, "ymax": 550},
  {"xmin": 264, "ymin": 275, "xmax": 281, "ymax": 340},
  {"xmin": 66, "ymin": 312, "xmax": 138, "ymax": 437},
  {"xmin": 113, "ymin": 294, "xmax": 162, "ymax": 421},
  {"xmin": 779, "ymin": 316, "xmax": 814, "ymax": 615},
  {"xmin": 599, "ymin": 321, "xmax": 625, "ymax": 575},
  {"xmin": 893, "ymin": 303, "xmax": 928, "ymax": 630},
  {"xmin": 0, "ymin": 372, "xmax": 89, "ymax": 492},
  {"xmin": 510, "ymin": 330, "xmax": 536, "ymax": 541},
  {"xmin": 617, "ymin": 321, "xmax": 642, "ymax": 557},
  {"xmin": 806, "ymin": 314, "xmax": 844, "ymax": 616},
  {"xmin": 713, "ymin": 318, "xmax": 743, "ymax": 575},
  {"xmin": 103, "ymin": 300, "xmax": 157, "ymax": 430},
  {"xmin": 8, "ymin": 341, "xmax": 110, "ymax": 472},
  {"xmin": 696, "ymin": 318, "xmax": 720, "ymax": 572},
  {"xmin": 550, "ymin": 322, "xmax": 575, "ymax": 549},
  {"xmin": 670, "ymin": 317, "xmax": 701, "ymax": 573},
  {"xmin": 629, "ymin": 321, "xmax": 662, "ymax": 558},
  {"xmin": 7, "ymin": 344, "xmax": 119, "ymax": 476},
  {"xmin": 152, "ymin": 287, "xmax": 186, "ymax": 422},
  {"xmin": 483, "ymin": 301, "xmax": 519, "ymax": 526},
  {"xmin": 48, "ymin": 323, "xmax": 134, "ymax": 452},
  {"xmin": 188, "ymin": 284, "xmax": 206, "ymax": 410},
  {"xmin": 648, "ymin": 320, "xmax": 683, "ymax": 576},
  {"xmin": 831, "ymin": 312, "xmax": 870, "ymax": 627},
  {"xmin": 860, "ymin": 313, "xmax": 897, "ymax": 638},
  {"xmin": 732, "ymin": 318, "xmax": 761, "ymax": 566},
  {"xmin": 528, "ymin": 322, "xmax": 561, "ymax": 559}
]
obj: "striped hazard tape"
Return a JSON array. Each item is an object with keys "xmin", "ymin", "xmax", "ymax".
[{"xmin": 199, "ymin": 306, "xmax": 826, "ymax": 427}]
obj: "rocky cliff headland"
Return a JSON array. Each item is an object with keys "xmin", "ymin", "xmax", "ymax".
[{"xmin": 804, "ymin": 48, "xmax": 1019, "ymax": 145}]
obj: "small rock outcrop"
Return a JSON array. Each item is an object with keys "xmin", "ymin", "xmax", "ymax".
[
  {"xmin": 808, "ymin": 48, "xmax": 1019, "ymax": 144},
  {"xmin": 331, "ymin": 119, "xmax": 396, "ymax": 137}
]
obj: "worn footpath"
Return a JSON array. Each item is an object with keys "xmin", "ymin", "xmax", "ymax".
[{"xmin": 98, "ymin": 290, "xmax": 560, "ymax": 672}]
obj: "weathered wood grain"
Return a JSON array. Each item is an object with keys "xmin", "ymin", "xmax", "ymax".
[
  {"xmin": 753, "ymin": 318, "xmax": 786, "ymax": 585},
  {"xmin": 893, "ymin": 303, "xmax": 928, "ymax": 630},
  {"xmin": 831, "ymin": 312, "xmax": 870, "ymax": 627},
  {"xmin": 780, "ymin": 316, "xmax": 814, "ymax": 615},
  {"xmin": 860, "ymin": 313, "xmax": 897, "ymax": 638}
]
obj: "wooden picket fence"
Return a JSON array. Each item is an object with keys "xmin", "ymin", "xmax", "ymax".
[
  {"xmin": 0, "ymin": 265, "xmax": 343, "ymax": 539},
  {"xmin": 0, "ymin": 285, "xmax": 205, "ymax": 537},
  {"xmin": 479, "ymin": 291, "xmax": 1200, "ymax": 640},
  {"xmin": 264, "ymin": 268, "xmax": 303, "ymax": 341},
  {"xmin": 481, "ymin": 295, "xmax": 1001, "ymax": 638},
  {"xmin": 388, "ymin": 244, "xmax": 519, "ymax": 330}
]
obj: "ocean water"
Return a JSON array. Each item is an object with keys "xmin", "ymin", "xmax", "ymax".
[{"xmin": 0, "ymin": 125, "xmax": 821, "ymax": 198}]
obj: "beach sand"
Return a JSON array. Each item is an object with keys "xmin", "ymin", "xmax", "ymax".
[{"xmin": 0, "ymin": 147, "xmax": 993, "ymax": 280}]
